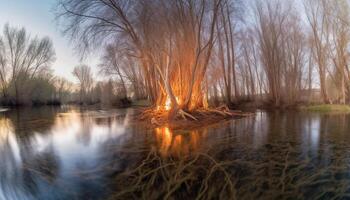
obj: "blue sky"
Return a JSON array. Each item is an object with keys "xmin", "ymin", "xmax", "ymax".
[{"xmin": 0, "ymin": 0, "xmax": 99, "ymax": 82}]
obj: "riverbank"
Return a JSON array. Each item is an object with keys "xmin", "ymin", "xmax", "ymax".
[
  {"xmin": 231, "ymin": 100, "xmax": 350, "ymax": 113},
  {"xmin": 299, "ymin": 104, "xmax": 350, "ymax": 113}
]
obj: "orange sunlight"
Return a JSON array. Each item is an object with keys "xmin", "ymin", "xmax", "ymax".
[
  {"xmin": 155, "ymin": 126, "xmax": 201, "ymax": 157},
  {"xmin": 157, "ymin": 96, "xmax": 181, "ymax": 111}
]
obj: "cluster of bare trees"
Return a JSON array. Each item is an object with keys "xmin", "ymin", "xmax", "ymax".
[
  {"xmin": 305, "ymin": 0, "xmax": 350, "ymax": 104},
  {"xmin": 57, "ymin": 0, "xmax": 240, "ymax": 113},
  {"xmin": 99, "ymin": 42, "xmax": 147, "ymax": 100},
  {"xmin": 0, "ymin": 24, "xmax": 85, "ymax": 106},
  {"xmin": 0, "ymin": 24, "xmax": 59, "ymax": 105},
  {"xmin": 72, "ymin": 64, "xmax": 94, "ymax": 103},
  {"xmin": 251, "ymin": 1, "xmax": 306, "ymax": 106},
  {"xmin": 238, "ymin": 0, "xmax": 350, "ymax": 106},
  {"xmin": 56, "ymin": 0, "xmax": 350, "ymax": 109},
  {"xmin": 71, "ymin": 63, "xmax": 132, "ymax": 106}
]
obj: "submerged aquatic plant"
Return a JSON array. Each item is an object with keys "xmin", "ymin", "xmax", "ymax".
[{"xmin": 109, "ymin": 148, "xmax": 236, "ymax": 200}]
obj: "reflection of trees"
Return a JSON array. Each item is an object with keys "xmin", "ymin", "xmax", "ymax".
[
  {"xmin": 98, "ymin": 111, "xmax": 350, "ymax": 199},
  {"xmin": 75, "ymin": 110, "xmax": 128, "ymax": 146},
  {"xmin": 0, "ymin": 108, "xmax": 61, "ymax": 200},
  {"xmin": 76, "ymin": 114, "xmax": 93, "ymax": 146},
  {"xmin": 98, "ymin": 124, "xmax": 239, "ymax": 199},
  {"xmin": 4, "ymin": 107, "xmax": 58, "ymax": 137},
  {"xmin": 20, "ymin": 145, "xmax": 60, "ymax": 199},
  {"xmin": 0, "ymin": 107, "xmax": 138, "ymax": 199},
  {"xmin": 93, "ymin": 123, "xmax": 241, "ymax": 199},
  {"xmin": 0, "ymin": 118, "xmax": 29, "ymax": 200},
  {"xmin": 23, "ymin": 145, "xmax": 60, "ymax": 183},
  {"xmin": 5, "ymin": 109, "xmax": 350, "ymax": 199},
  {"xmin": 154, "ymin": 127, "xmax": 205, "ymax": 157},
  {"xmin": 95, "ymin": 116, "xmax": 113, "ymax": 126}
]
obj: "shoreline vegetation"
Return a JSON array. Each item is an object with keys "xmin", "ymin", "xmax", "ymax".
[
  {"xmin": 4, "ymin": 100, "xmax": 350, "ymax": 131},
  {"xmin": 2, "ymin": 92, "xmax": 350, "ymax": 132},
  {"xmin": 299, "ymin": 104, "xmax": 350, "ymax": 113},
  {"xmin": 135, "ymin": 103, "xmax": 350, "ymax": 130}
]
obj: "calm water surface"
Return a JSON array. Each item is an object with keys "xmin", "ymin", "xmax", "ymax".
[{"xmin": 1, "ymin": 107, "xmax": 350, "ymax": 199}]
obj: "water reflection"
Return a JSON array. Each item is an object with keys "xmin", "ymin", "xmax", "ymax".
[
  {"xmin": 155, "ymin": 127, "xmax": 204, "ymax": 157},
  {"xmin": 0, "ymin": 107, "xmax": 131, "ymax": 200},
  {"xmin": 3, "ymin": 108, "xmax": 350, "ymax": 199}
]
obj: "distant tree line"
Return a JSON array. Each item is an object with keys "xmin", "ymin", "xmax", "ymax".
[
  {"xmin": 0, "ymin": 23, "xmax": 136, "ymax": 107},
  {"xmin": 71, "ymin": 64, "xmax": 132, "ymax": 106}
]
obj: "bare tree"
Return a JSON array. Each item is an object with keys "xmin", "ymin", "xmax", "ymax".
[
  {"xmin": 53, "ymin": 77, "xmax": 73, "ymax": 102},
  {"xmin": 56, "ymin": 0, "xmax": 241, "ymax": 116},
  {"xmin": 72, "ymin": 64, "xmax": 94, "ymax": 103},
  {"xmin": 0, "ymin": 36, "xmax": 7, "ymax": 99},
  {"xmin": 328, "ymin": 0, "xmax": 350, "ymax": 104},
  {"xmin": 304, "ymin": 0, "xmax": 332, "ymax": 103},
  {"xmin": 0, "ymin": 24, "xmax": 55, "ymax": 104},
  {"xmin": 254, "ymin": 0, "xmax": 289, "ymax": 106},
  {"xmin": 57, "ymin": 0, "xmax": 350, "ymax": 108},
  {"xmin": 250, "ymin": 0, "xmax": 307, "ymax": 106},
  {"xmin": 99, "ymin": 43, "xmax": 128, "ymax": 99}
]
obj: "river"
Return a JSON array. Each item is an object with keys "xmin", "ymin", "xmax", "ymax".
[{"xmin": 0, "ymin": 106, "xmax": 349, "ymax": 199}]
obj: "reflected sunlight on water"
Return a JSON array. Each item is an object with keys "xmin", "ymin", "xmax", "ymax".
[
  {"xmin": 3, "ymin": 108, "xmax": 350, "ymax": 199},
  {"xmin": 155, "ymin": 127, "xmax": 205, "ymax": 157},
  {"xmin": 0, "ymin": 107, "xmax": 131, "ymax": 200},
  {"xmin": 0, "ymin": 118, "xmax": 21, "ymax": 163}
]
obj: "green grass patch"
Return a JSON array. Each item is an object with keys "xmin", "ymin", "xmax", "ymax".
[
  {"xmin": 300, "ymin": 104, "xmax": 350, "ymax": 113},
  {"xmin": 132, "ymin": 99, "xmax": 152, "ymax": 107}
]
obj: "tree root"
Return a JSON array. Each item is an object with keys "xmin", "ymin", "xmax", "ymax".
[
  {"xmin": 137, "ymin": 106, "xmax": 254, "ymax": 129},
  {"xmin": 178, "ymin": 109, "xmax": 198, "ymax": 121}
]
